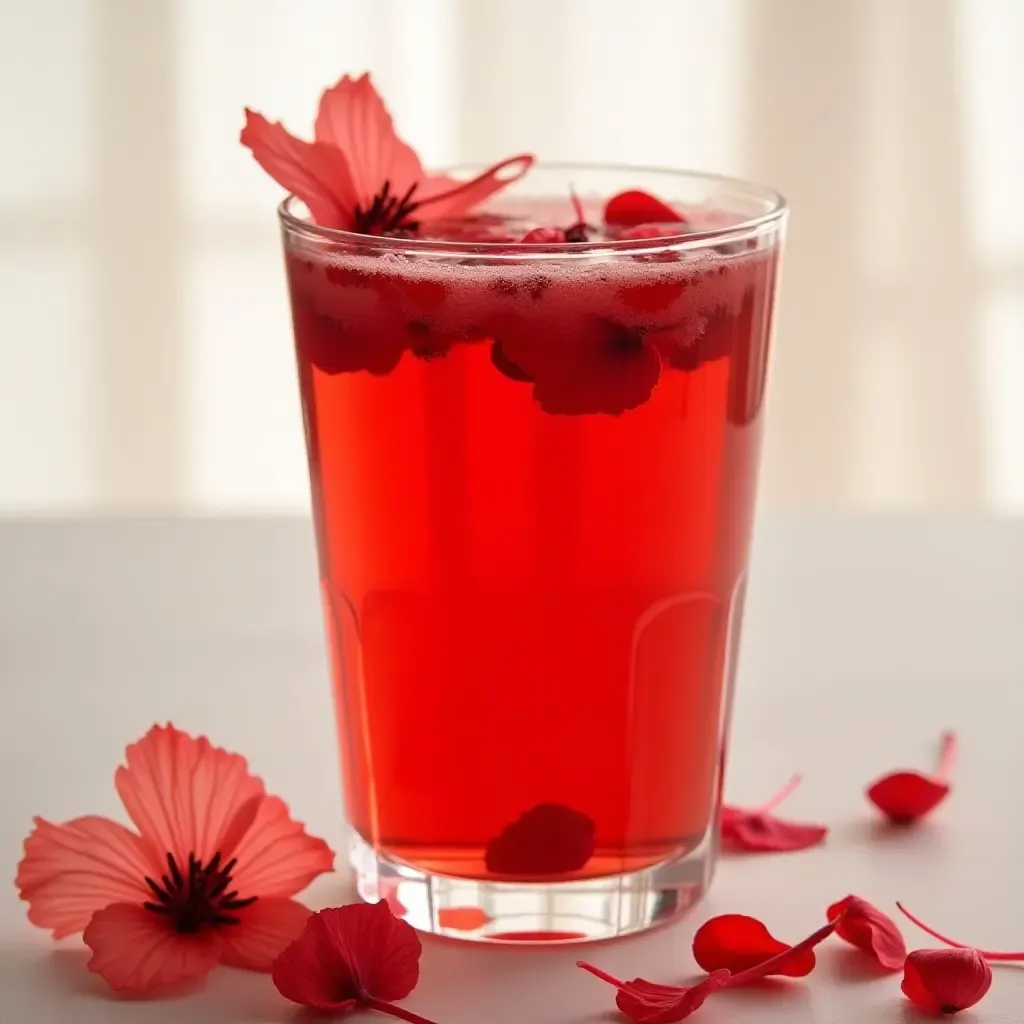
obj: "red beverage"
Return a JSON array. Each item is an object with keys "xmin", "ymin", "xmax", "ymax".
[{"xmin": 281, "ymin": 169, "xmax": 784, "ymax": 939}]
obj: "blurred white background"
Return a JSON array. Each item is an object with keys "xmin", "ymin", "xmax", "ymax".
[{"xmin": 1, "ymin": 0, "xmax": 1022, "ymax": 513}]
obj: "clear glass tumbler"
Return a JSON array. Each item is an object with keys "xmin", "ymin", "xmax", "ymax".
[{"xmin": 279, "ymin": 165, "xmax": 786, "ymax": 942}]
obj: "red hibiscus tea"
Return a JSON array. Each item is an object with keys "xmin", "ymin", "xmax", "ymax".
[{"xmin": 280, "ymin": 166, "xmax": 785, "ymax": 942}]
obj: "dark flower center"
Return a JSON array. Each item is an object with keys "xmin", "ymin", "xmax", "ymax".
[
  {"xmin": 351, "ymin": 180, "xmax": 421, "ymax": 236},
  {"xmin": 143, "ymin": 852, "xmax": 256, "ymax": 933}
]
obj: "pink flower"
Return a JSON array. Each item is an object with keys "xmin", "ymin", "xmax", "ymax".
[
  {"xmin": 241, "ymin": 71, "xmax": 534, "ymax": 233},
  {"xmin": 16, "ymin": 724, "xmax": 334, "ymax": 995}
]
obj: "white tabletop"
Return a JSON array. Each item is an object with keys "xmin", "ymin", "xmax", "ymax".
[{"xmin": 1, "ymin": 514, "xmax": 1022, "ymax": 1024}]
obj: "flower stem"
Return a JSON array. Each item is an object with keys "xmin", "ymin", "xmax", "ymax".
[
  {"xmin": 364, "ymin": 997, "xmax": 442, "ymax": 1024},
  {"xmin": 728, "ymin": 919, "xmax": 839, "ymax": 985},
  {"xmin": 759, "ymin": 774, "xmax": 802, "ymax": 814},
  {"xmin": 936, "ymin": 730, "xmax": 957, "ymax": 781},
  {"xmin": 577, "ymin": 961, "xmax": 626, "ymax": 989},
  {"xmin": 896, "ymin": 903, "xmax": 1024, "ymax": 961}
]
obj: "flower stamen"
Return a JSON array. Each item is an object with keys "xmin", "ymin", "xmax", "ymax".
[{"xmin": 143, "ymin": 852, "xmax": 256, "ymax": 933}]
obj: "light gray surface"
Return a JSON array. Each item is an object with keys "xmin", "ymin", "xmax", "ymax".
[{"xmin": 1, "ymin": 514, "xmax": 1022, "ymax": 1023}]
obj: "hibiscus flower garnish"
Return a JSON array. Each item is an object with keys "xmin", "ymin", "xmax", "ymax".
[
  {"xmin": 16, "ymin": 724, "xmax": 334, "ymax": 995},
  {"xmin": 241, "ymin": 71, "xmax": 534, "ymax": 234}
]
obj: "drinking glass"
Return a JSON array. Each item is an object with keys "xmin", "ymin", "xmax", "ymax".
[{"xmin": 279, "ymin": 165, "xmax": 786, "ymax": 942}]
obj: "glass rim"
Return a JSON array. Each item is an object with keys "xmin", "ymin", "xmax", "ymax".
[{"xmin": 277, "ymin": 161, "xmax": 787, "ymax": 259}]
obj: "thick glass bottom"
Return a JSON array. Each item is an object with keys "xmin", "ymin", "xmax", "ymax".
[{"xmin": 350, "ymin": 829, "xmax": 716, "ymax": 943}]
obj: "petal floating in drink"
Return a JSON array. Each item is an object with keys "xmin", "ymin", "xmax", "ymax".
[
  {"xmin": 242, "ymin": 72, "xmax": 534, "ymax": 233},
  {"xmin": 604, "ymin": 189, "xmax": 688, "ymax": 229},
  {"xmin": 485, "ymin": 803, "xmax": 596, "ymax": 876},
  {"xmin": 501, "ymin": 316, "xmax": 664, "ymax": 416}
]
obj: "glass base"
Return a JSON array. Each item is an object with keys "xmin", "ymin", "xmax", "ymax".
[{"xmin": 350, "ymin": 830, "xmax": 716, "ymax": 943}]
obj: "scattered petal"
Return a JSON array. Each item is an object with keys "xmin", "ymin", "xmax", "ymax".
[
  {"xmin": 577, "ymin": 961, "xmax": 730, "ymax": 1023},
  {"xmin": 218, "ymin": 897, "xmax": 312, "ymax": 972},
  {"xmin": 485, "ymin": 803, "xmax": 596, "ymax": 876},
  {"xmin": 866, "ymin": 730, "xmax": 956, "ymax": 824},
  {"xmin": 896, "ymin": 902, "xmax": 1024, "ymax": 961},
  {"xmin": 827, "ymin": 896, "xmax": 906, "ymax": 970},
  {"xmin": 901, "ymin": 948, "xmax": 992, "ymax": 1015},
  {"xmin": 272, "ymin": 901, "xmax": 422, "ymax": 1011},
  {"xmin": 83, "ymin": 902, "xmax": 223, "ymax": 994},
  {"xmin": 580, "ymin": 918, "xmax": 838, "ymax": 1022},
  {"xmin": 692, "ymin": 914, "xmax": 816, "ymax": 977},
  {"xmin": 721, "ymin": 775, "xmax": 828, "ymax": 853},
  {"xmin": 16, "ymin": 815, "xmax": 159, "ymax": 939},
  {"xmin": 605, "ymin": 190, "xmax": 686, "ymax": 228}
]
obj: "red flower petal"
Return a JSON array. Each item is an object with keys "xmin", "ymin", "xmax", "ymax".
[
  {"xmin": 313, "ymin": 72, "xmax": 425, "ymax": 204},
  {"xmin": 240, "ymin": 109, "xmax": 356, "ymax": 228},
  {"xmin": 902, "ymin": 948, "xmax": 992, "ymax": 1015},
  {"xmin": 417, "ymin": 155, "xmax": 535, "ymax": 222},
  {"xmin": 272, "ymin": 901, "xmax": 421, "ymax": 1011},
  {"xmin": 227, "ymin": 795, "xmax": 334, "ymax": 899},
  {"xmin": 500, "ymin": 317, "xmax": 664, "ymax": 416},
  {"xmin": 577, "ymin": 962, "xmax": 730, "ymax": 1024},
  {"xmin": 580, "ymin": 919, "xmax": 838, "ymax": 1022},
  {"xmin": 866, "ymin": 730, "xmax": 956, "ymax": 824},
  {"xmin": 827, "ymin": 895, "xmax": 906, "ymax": 970},
  {"xmin": 16, "ymin": 815, "xmax": 159, "ymax": 938},
  {"xmin": 616, "ymin": 973, "xmax": 730, "ymax": 1023},
  {"xmin": 692, "ymin": 914, "xmax": 816, "ymax": 977},
  {"xmin": 485, "ymin": 803, "xmax": 596, "ymax": 876},
  {"xmin": 720, "ymin": 775, "xmax": 828, "ymax": 853},
  {"xmin": 218, "ymin": 897, "xmax": 312, "ymax": 972},
  {"xmin": 866, "ymin": 773, "xmax": 950, "ymax": 822},
  {"xmin": 83, "ymin": 902, "xmax": 223, "ymax": 994},
  {"xmin": 605, "ymin": 190, "xmax": 686, "ymax": 228},
  {"xmin": 114, "ymin": 724, "xmax": 266, "ymax": 870}
]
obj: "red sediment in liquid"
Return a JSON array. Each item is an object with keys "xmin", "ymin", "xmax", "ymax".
[{"xmin": 287, "ymin": 212, "xmax": 779, "ymax": 881}]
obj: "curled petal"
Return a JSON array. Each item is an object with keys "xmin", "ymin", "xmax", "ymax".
[
  {"xmin": 720, "ymin": 807, "xmax": 828, "ymax": 852},
  {"xmin": 218, "ymin": 897, "xmax": 312, "ymax": 972},
  {"xmin": 828, "ymin": 895, "xmax": 906, "ymax": 970},
  {"xmin": 866, "ymin": 772, "xmax": 949, "ymax": 823},
  {"xmin": 227, "ymin": 795, "xmax": 334, "ymax": 899},
  {"xmin": 83, "ymin": 902, "xmax": 223, "ymax": 994},
  {"xmin": 114, "ymin": 724, "xmax": 265, "ymax": 869},
  {"xmin": 17, "ymin": 815, "xmax": 159, "ymax": 939},
  {"xmin": 417, "ymin": 155, "xmax": 535, "ymax": 221},
  {"xmin": 902, "ymin": 948, "xmax": 992, "ymax": 1014},
  {"xmin": 313, "ymin": 72, "xmax": 424, "ymax": 203},
  {"xmin": 241, "ymin": 109, "xmax": 357, "ymax": 228}
]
